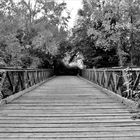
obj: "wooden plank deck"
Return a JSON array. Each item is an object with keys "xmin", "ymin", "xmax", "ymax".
[{"xmin": 0, "ymin": 76, "xmax": 140, "ymax": 140}]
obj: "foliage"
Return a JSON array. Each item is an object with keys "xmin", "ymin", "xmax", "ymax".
[
  {"xmin": 57, "ymin": 40, "xmax": 73, "ymax": 58},
  {"xmin": 68, "ymin": 0, "xmax": 140, "ymax": 68},
  {"xmin": 0, "ymin": 0, "xmax": 70, "ymax": 68}
]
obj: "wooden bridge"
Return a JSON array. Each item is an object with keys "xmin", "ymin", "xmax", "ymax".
[{"xmin": 0, "ymin": 68, "xmax": 140, "ymax": 139}]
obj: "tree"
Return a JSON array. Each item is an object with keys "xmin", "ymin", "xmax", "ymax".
[
  {"xmin": 0, "ymin": 0, "xmax": 70, "ymax": 68},
  {"xmin": 71, "ymin": 0, "xmax": 140, "ymax": 68}
]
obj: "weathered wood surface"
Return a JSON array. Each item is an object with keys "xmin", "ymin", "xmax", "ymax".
[{"xmin": 0, "ymin": 76, "xmax": 140, "ymax": 140}]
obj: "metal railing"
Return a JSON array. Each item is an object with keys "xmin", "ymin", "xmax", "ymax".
[
  {"xmin": 0, "ymin": 68, "xmax": 54, "ymax": 99},
  {"xmin": 81, "ymin": 68, "xmax": 140, "ymax": 101}
]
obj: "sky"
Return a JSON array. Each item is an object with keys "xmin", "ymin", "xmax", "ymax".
[
  {"xmin": 58, "ymin": 0, "xmax": 83, "ymax": 28},
  {"xmin": 14, "ymin": 0, "xmax": 83, "ymax": 29}
]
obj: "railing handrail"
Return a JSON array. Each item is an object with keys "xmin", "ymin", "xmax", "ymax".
[
  {"xmin": 86, "ymin": 67, "xmax": 140, "ymax": 71},
  {"xmin": 0, "ymin": 67, "xmax": 52, "ymax": 72}
]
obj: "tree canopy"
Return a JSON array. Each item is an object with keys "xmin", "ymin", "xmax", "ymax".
[
  {"xmin": 0, "ymin": 0, "xmax": 70, "ymax": 68},
  {"xmin": 1, "ymin": 0, "xmax": 140, "ymax": 69},
  {"xmin": 66, "ymin": 0, "xmax": 140, "ymax": 68}
]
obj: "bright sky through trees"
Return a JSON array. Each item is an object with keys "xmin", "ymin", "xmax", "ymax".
[
  {"xmin": 14, "ymin": 0, "xmax": 83, "ymax": 29},
  {"xmin": 59, "ymin": 0, "xmax": 83, "ymax": 28}
]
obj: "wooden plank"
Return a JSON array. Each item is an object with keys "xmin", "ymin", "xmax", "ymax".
[
  {"xmin": 1, "ymin": 131, "xmax": 140, "ymax": 137},
  {"xmin": 0, "ymin": 127, "xmax": 140, "ymax": 132},
  {"xmin": 1, "ymin": 104, "xmax": 126, "ymax": 108},
  {"xmin": 8, "ymin": 101, "xmax": 125, "ymax": 104},
  {"xmin": 0, "ymin": 138, "xmax": 139, "ymax": 140},
  {"xmin": 0, "ymin": 122, "xmax": 140, "ymax": 128},
  {"xmin": 0, "ymin": 116, "xmax": 132, "ymax": 121},
  {"xmin": 0, "ymin": 118, "xmax": 138, "ymax": 123},
  {"xmin": 0, "ymin": 113, "xmax": 131, "ymax": 117},
  {"xmin": 0, "ymin": 108, "xmax": 129, "ymax": 113}
]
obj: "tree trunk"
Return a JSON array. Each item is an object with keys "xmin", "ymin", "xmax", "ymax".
[
  {"xmin": 117, "ymin": 36, "xmax": 123, "ymax": 67},
  {"xmin": 130, "ymin": 15, "xmax": 134, "ymax": 66}
]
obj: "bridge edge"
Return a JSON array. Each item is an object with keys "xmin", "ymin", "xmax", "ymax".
[
  {"xmin": 78, "ymin": 76, "xmax": 138, "ymax": 111},
  {"xmin": 0, "ymin": 76, "xmax": 55, "ymax": 106}
]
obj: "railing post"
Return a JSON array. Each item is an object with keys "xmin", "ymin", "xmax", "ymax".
[{"xmin": 0, "ymin": 70, "xmax": 6, "ymax": 99}]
